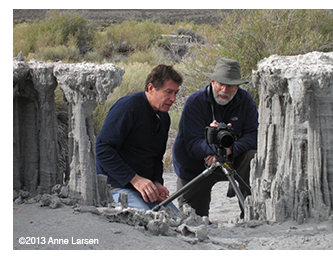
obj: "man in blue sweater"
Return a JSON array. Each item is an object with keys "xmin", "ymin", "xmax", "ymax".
[
  {"xmin": 96, "ymin": 65, "xmax": 183, "ymax": 211},
  {"xmin": 173, "ymin": 58, "xmax": 258, "ymax": 218}
]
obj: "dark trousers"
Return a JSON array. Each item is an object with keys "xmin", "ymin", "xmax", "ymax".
[{"xmin": 177, "ymin": 149, "xmax": 256, "ymax": 217}]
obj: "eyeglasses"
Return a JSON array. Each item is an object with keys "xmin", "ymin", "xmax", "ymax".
[
  {"xmin": 213, "ymin": 83, "xmax": 239, "ymax": 91},
  {"xmin": 152, "ymin": 113, "xmax": 161, "ymax": 136}
]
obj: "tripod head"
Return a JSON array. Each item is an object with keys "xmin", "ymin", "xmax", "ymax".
[{"xmin": 204, "ymin": 135, "xmax": 235, "ymax": 174}]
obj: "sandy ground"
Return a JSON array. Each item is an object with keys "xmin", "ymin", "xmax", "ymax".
[{"xmin": 12, "ymin": 170, "xmax": 333, "ymax": 253}]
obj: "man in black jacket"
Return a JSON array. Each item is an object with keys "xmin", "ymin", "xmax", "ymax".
[
  {"xmin": 96, "ymin": 65, "xmax": 183, "ymax": 211},
  {"xmin": 173, "ymin": 58, "xmax": 258, "ymax": 218}
]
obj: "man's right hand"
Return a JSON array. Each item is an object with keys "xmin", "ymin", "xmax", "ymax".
[
  {"xmin": 130, "ymin": 174, "xmax": 159, "ymax": 203},
  {"xmin": 210, "ymin": 120, "xmax": 219, "ymax": 127}
]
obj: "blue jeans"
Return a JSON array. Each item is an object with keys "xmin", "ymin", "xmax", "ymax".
[{"xmin": 112, "ymin": 188, "xmax": 179, "ymax": 212}]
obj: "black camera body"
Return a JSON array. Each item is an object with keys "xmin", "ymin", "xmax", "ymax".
[{"xmin": 205, "ymin": 122, "xmax": 235, "ymax": 149}]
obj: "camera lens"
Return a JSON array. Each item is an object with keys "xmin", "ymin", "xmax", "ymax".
[{"xmin": 217, "ymin": 131, "xmax": 234, "ymax": 148}]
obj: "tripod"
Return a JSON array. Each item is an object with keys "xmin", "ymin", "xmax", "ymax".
[{"xmin": 152, "ymin": 147, "xmax": 251, "ymax": 213}]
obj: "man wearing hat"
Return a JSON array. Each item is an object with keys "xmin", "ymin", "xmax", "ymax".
[{"xmin": 172, "ymin": 58, "xmax": 258, "ymax": 218}]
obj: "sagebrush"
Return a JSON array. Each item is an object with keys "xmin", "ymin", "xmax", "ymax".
[{"xmin": 14, "ymin": 9, "xmax": 333, "ymax": 135}]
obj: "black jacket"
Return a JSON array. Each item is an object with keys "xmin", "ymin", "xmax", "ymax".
[
  {"xmin": 173, "ymin": 84, "xmax": 258, "ymax": 181},
  {"xmin": 96, "ymin": 92, "xmax": 170, "ymax": 188}
]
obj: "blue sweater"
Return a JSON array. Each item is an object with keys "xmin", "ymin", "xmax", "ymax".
[
  {"xmin": 173, "ymin": 84, "xmax": 258, "ymax": 181},
  {"xmin": 96, "ymin": 92, "xmax": 170, "ymax": 188}
]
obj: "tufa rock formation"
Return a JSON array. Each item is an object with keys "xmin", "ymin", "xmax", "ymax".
[
  {"xmin": 14, "ymin": 51, "xmax": 332, "ymax": 225},
  {"xmin": 54, "ymin": 62, "xmax": 124, "ymax": 205},
  {"xmin": 13, "ymin": 56, "xmax": 124, "ymax": 205},
  {"xmin": 246, "ymin": 51, "xmax": 333, "ymax": 223},
  {"xmin": 13, "ymin": 59, "xmax": 59, "ymax": 194}
]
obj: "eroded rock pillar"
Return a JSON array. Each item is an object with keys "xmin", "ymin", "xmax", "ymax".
[
  {"xmin": 30, "ymin": 62, "xmax": 59, "ymax": 193},
  {"xmin": 13, "ymin": 60, "xmax": 38, "ymax": 193},
  {"xmin": 13, "ymin": 59, "xmax": 59, "ymax": 194},
  {"xmin": 54, "ymin": 63, "xmax": 124, "ymax": 205},
  {"xmin": 246, "ymin": 52, "xmax": 333, "ymax": 223}
]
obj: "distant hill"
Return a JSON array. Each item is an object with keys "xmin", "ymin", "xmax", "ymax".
[{"xmin": 13, "ymin": 9, "xmax": 225, "ymax": 26}]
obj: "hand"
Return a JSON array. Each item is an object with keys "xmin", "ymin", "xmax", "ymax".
[
  {"xmin": 210, "ymin": 120, "xmax": 232, "ymax": 128},
  {"xmin": 210, "ymin": 120, "xmax": 219, "ymax": 127},
  {"xmin": 204, "ymin": 155, "xmax": 216, "ymax": 166},
  {"xmin": 154, "ymin": 182, "xmax": 170, "ymax": 201},
  {"xmin": 130, "ymin": 174, "xmax": 159, "ymax": 202},
  {"xmin": 206, "ymin": 120, "xmax": 219, "ymax": 165}
]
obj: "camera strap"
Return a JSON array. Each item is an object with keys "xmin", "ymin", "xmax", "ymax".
[{"xmin": 206, "ymin": 85, "xmax": 215, "ymax": 121}]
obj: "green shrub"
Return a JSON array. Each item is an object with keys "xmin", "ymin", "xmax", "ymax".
[
  {"xmin": 84, "ymin": 51, "xmax": 103, "ymax": 63},
  {"xmin": 41, "ymin": 10, "xmax": 94, "ymax": 53},
  {"xmin": 14, "ymin": 9, "xmax": 333, "ymax": 134},
  {"xmin": 125, "ymin": 47, "xmax": 172, "ymax": 65},
  {"xmin": 13, "ymin": 10, "xmax": 95, "ymax": 60},
  {"xmin": 38, "ymin": 44, "xmax": 80, "ymax": 62},
  {"xmin": 169, "ymin": 106, "xmax": 183, "ymax": 131},
  {"xmin": 216, "ymin": 10, "xmax": 333, "ymax": 77},
  {"xmin": 177, "ymin": 9, "xmax": 333, "ymax": 105},
  {"xmin": 91, "ymin": 30, "xmax": 113, "ymax": 58},
  {"xmin": 13, "ymin": 22, "xmax": 40, "ymax": 56},
  {"xmin": 105, "ymin": 19, "xmax": 165, "ymax": 50},
  {"xmin": 54, "ymin": 86, "xmax": 67, "ymax": 112}
]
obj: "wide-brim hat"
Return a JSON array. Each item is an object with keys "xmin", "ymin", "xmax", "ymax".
[{"xmin": 204, "ymin": 58, "xmax": 249, "ymax": 85}]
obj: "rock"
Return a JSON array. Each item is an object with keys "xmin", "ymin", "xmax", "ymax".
[
  {"xmin": 14, "ymin": 196, "xmax": 23, "ymax": 204},
  {"xmin": 60, "ymin": 198, "xmax": 75, "ymax": 205},
  {"xmin": 52, "ymin": 184, "xmax": 62, "ymax": 194},
  {"xmin": 118, "ymin": 193, "xmax": 128, "ymax": 208},
  {"xmin": 13, "ymin": 54, "xmax": 124, "ymax": 205},
  {"xmin": 49, "ymin": 196, "xmax": 63, "ymax": 209},
  {"xmin": 59, "ymin": 186, "xmax": 69, "ymax": 198},
  {"xmin": 13, "ymin": 190, "xmax": 19, "ymax": 201},
  {"xmin": 177, "ymin": 224, "xmax": 207, "ymax": 242},
  {"xmin": 19, "ymin": 190, "xmax": 30, "ymax": 199},
  {"xmin": 54, "ymin": 62, "xmax": 124, "ymax": 206},
  {"xmin": 39, "ymin": 194, "xmax": 53, "ymax": 207},
  {"xmin": 100, "ymin": 200, "xmax": 210, "ymax": 241},
  {"xmin": 74, "ymin": 205, "xmax": 100, "ymax": 214},
  {"xmin": 146, "ymin": 219, "xmax": 169, "ymax": 236},
  {"xmin": 13, "ymin": 59, "xmax": 59, "ymax": 194},
  {"xmin": 97, "ymin": 174, "xmax": 114, "ymax": 206},
  {"xmin": 181, "ymin": 204, "xmax": 205, "ymax": 226},
  {"xmin": 15, "ymin": 51, "xmax": 25, "ymax": 62},
  {"xmin": 247, "ymin": 51, "xmax": 333, "ymax": 222}
]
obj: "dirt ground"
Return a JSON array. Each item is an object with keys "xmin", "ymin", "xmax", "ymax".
[{"xmin": 12, "ymin": 171, "xmax": 333, "ymax": 252}]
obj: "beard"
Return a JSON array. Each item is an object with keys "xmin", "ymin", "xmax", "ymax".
[{"xmin": 213, "ymin": 90, "xmax": 237, "ymax": 106}]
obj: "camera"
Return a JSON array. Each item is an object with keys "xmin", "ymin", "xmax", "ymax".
[{"xmin": 205, "ymin": 122, "xmax": 235, "ymax": 148}]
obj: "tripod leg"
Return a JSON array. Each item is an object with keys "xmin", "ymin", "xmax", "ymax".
[
  {"xmin": 233, "ymin": 170, "xmax": 251, "ymax": 195},
  {"xmin": 152, "ymin": 164, "xmax": 217, "ymax": 211},
  {"xmin": 220, "ymin": 166, "xmax": 245, "ymax": 211}
]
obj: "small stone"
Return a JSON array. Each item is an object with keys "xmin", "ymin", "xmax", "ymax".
[{"xmin": 147, "ymin": 219, "xmax": 169, "ymax": 236}]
